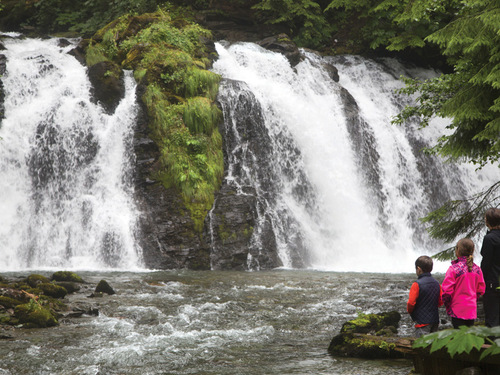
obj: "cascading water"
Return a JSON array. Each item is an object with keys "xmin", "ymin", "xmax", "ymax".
[
  {"xmin": 212, "ymin": 42, "xmax": 498, "ymax": 273},
  {"xmin": 0, "ymin": 37, "xmax": 143, "ymax": 271}
]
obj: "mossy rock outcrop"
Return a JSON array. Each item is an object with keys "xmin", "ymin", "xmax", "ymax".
[
  {"xmin": 0, "ymin": 296, "xmax": 23, "ymax": 309},
  {"xmin": 328, "ymin": 311, "xmax": 410, "ymax": 359},
  {"xmin": 38, "ymin": 283, "xmax": 68, "ymax": 299},
  {"xmin": 14, "ymin": 302, "xmax": 58, "ymax": 328},
  {"xmin": 0, "ymin": 272, "xmax": 86, "ymax": 329},
  {"xmin": 54, "ymin": 281, "xmax": 81, "ymax": 294},
  {"xmin": 26, "ymin": 274, "xmax": 50, "ymax": 288},
  {"xmin": 51, "ymin": 271, "xmax": 85, "ymax": 283},
  {"xmin": 340, "ymin": 311, "xmax": 401, "ymax": 334}
]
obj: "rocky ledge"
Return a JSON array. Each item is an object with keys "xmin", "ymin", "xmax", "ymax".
[
  {"xmin": 0, "ymin": 272, "xmax": 114, "ymax": 338},
  {"xmin": 328, "ymin": 311, "xmax": 414, "ymax": 359}
]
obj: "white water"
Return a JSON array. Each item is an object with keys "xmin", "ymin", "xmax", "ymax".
[
  {"xmin": 1, "ymin": 38, "xmax": 496, "ymax": 273},
  {"xmin": 212, "ymin": 42, "xmax": 499, "ymax": 273},
  {"xmin": 0, "ymin": 38, "xmax": 143, "ymax": 271}
]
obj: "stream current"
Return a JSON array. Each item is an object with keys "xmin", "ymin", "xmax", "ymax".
[{"xmin": 0, "ymin": 270, "xmax": 435, "ymax": 375}]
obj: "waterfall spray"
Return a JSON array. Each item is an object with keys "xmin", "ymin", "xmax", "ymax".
[
  {"xmin": 0, "ymin": 37, "xmax": 143, "ymax": 271},
  {"xmin": 213, "ymin": 42, "xmax": 498, "ymax": 273}
]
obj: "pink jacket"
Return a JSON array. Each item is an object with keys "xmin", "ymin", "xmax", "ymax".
[{"xmin": 442, "ymin": 257, "xmax": 485, "ymax": 320}]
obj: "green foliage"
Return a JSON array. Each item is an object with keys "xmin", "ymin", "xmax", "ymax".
[
  {"xmin": 96, "ymin": 9, "xmax": 223, "ymax": 232},
  {"xmin": 420, "ymin": 182, "xmax": 500, "ymax": 260},
  {"xmin": 183, "ymin": 67, "xmax": 220, "ymax": 100},
  {"xmin": 393, "ymin": 0, "xmax": 500, "ymax": 255},
  {"xmin": 183, "ymin": 97, "xmax": 221, "ymax": 135},
  {"xmin": 394, "ymin": 0, "xmax": 500, "ymax": 166},
  {"xmin": 325, "ymin": 0, "xmax": 461, "ymax": 51},
  {"xmin": 253, "ymin": 0, "xmax": 334, "ymax": 48},
  {"xmin": 413, "ymin": 326, "xmax": 500, "ymax": 360},
  {"xmin": 27, "ymin": 0, "xmax": 158, "ymax": 36}
]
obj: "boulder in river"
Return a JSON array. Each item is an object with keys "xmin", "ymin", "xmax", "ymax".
[{"xmin": 328, "ymin": 311, "xmax": 413, "ymax": 359}]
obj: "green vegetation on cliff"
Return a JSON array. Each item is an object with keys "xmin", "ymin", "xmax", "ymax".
[{"xmin": 85, "ymin": 7, "xmax": 223, "ymax": 232}]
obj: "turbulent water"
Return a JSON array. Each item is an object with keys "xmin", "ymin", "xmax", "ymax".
[
  {"xmin": 0, "ymin": 270, "xmax": 426, "ymax": 375},
  {"xmin": 212, "ymin": 42, "xmax": 499, "ymax": 273},
  {"xmin": 0, "ymin": 37, "xmax": 143, "ymax": 271}
]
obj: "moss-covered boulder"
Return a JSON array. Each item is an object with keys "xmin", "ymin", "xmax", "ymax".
[
  {"xmin": 26, "ymin": 274, "xmax": 50, "ymax": 288},
  {"xmin": 328, "ymin": 311, "xmax": 407, "ymax": 359},
  {"xmin": 0, "ymin": 296, "xmax": 23, "ymax": 309},
  {"xmin": 38, "ymin": 283, "xmax": 68, "ymax": 299},
  {"xmin": 340, "ymin": 311, "xmax": 401, "ymax": 334},
  {"xmin": 14, "ymin": 301, "xmax": 58, "ymax": 328},
  {"xmin": 54, "ymin": 281, "xmax": 81, "ymax": 294},
  {"xmin": 51, "ymin": 271, "xmax": 85, "ymax": 283}
]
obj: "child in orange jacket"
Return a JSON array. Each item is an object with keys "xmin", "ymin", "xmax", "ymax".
[{"xmin": 407, "ymin": 255, "xmax": 443, "ymax": 337}]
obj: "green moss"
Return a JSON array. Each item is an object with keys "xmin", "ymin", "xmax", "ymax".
[
  {"xmin": 340, "ymin": 311, "xmax": 400, "ymax": 334},
  {"xmin": 26, "ymin": 274, "xmax": 50, "ymax": 288},
  {"xmin": 51, "ymin": 271, "xmax": 85, "ymax": 283},
  {"xmin": 85, "ymin": 7, "xmax": 223, "ymax": 233},
  {"xmin": 38, "ymin": 295, "xmax": 68, "ymax": 312},
  {"xmin": 349, "ymin": 338, "xmax": 396, "ymax": 353},
  {"xmin": 14, "ymin": 299, "xmax": 58, "ymax": 328},
  {"xmin": 38, "ymin": 283, "xmax": 68, "ymax": 299},
  {"xmin": 85, "ymin": 43, "xmax": 109, "ymax": 66},
  {"xmin": 0, "ymin": 296, "xmax": 23, "ymax": 309},
  {"xmin": 133, "ymin": 68, "xmax": 147, "ymax": 82}
]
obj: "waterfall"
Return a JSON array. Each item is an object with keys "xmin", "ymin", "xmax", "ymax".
[
  {"xmin": 212, "ymin": 42, "xmax": 498, "ymax": 273},
  {"xmin": 0, "ymin": 37, "xmax": 143, "ymax": 271}
]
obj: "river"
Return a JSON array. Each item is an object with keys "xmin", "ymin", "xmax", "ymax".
[{"xmin": 0, "ymin": 270, "xmax": 430, "ymax": 375}]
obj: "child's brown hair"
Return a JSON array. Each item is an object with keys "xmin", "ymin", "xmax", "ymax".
[
  {"xmin": 456, "ymin": 238, "xmax": 474, "ymax": 272},
  {"xmin": 415, "ymin": 255, "xmax": 433, "ymax": 273}
]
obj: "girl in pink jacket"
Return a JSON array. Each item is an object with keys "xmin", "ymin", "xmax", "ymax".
[{"xmin": 442, "ymin": 238, "xmax": 485, "ymax": 328}]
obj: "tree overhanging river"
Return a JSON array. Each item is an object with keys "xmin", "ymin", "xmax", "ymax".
[{"xmin": 0, "ymin": 270, "xmax": 433, "ymax": 375}]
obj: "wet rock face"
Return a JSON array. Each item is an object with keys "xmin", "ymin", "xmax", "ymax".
[
  {"xmin": 206, "ymin": 185, "xmax": 259, "ymax": 271},
  {"xmin": 87, "ymin": 60, "xmax": 125, "ymax": 114},
  {"xmin": 134, "ymin": 182, "xmax": 211, "ymax": 271},
  {"xmin": 328, "ymin": 311, "xmax": 406, "ymax": 360},
  {"xmin": 0, "ymin": 53, "xmax": 6, "ymax": 122},
  {"xmin": 257, "ymin": 34, "xmax": 303, "ymax": 67},
  {"xmin": 131, "ymin": 89, "xmax": 211, "ymax": 271}
]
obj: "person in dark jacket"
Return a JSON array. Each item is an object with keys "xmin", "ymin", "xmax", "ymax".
[
  {"xmin": 407, "ymin": 255, "xmax": 443, "ymax": 337},
  {"xmin": 480, "ymin": 207, "xmax": 500, "ymax": 327}
]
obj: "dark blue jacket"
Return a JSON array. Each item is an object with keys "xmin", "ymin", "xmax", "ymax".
[{"xmin": 410, "ymin": 273, "xmax": 441, "ymax": 325}]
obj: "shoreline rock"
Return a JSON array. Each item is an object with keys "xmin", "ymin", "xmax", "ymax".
[{"xmin": 0, "ymin": 271, "xmax": 110, "ymax": 332}]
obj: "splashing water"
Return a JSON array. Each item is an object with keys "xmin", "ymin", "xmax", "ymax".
[
  {"xmin": 0, "ymin": 37, "xmax": 143, "ymax": 271},
  {"xmin": 212, "ymin": 42, "xmax": 498, "ymax": 273}
]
